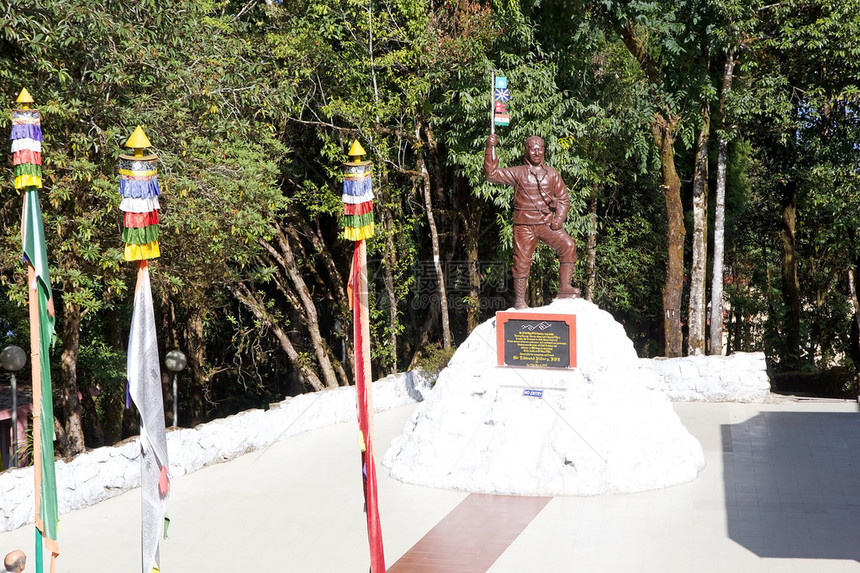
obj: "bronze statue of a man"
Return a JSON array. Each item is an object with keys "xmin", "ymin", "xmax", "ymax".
[{"xmin": 484, "ymin": 134, "xmax": 579, "ymax": 309}]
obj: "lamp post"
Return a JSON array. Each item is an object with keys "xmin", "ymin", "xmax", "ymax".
[
  {"xmin": 164, "ymin": 350, "xmax": 187, "ymax": 427},
  {"xmin": 1, "ymin": 345, "xmax": 27, "ymax": 467}
]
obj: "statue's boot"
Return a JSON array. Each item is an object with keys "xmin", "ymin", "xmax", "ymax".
[
  {"xmin": 513, "ymin": 277, "xmax": 529, "ymax": 309},
  {"xmin": 556, "ymin": 262, "xmax": 581, "ymax": 299}
]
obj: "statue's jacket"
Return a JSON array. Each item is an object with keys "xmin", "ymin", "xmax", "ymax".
[{"xmin": 484, "ymin": 144, "xmax": 570, "ymax": 228}]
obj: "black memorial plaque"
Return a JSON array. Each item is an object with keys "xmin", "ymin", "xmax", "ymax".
[{"xmin": 496, "ymin": 312, "xmax": 576, "ymax": 368}]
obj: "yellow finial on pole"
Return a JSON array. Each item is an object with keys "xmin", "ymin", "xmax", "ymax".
[
  {"xmin": 347, "ymin": 140, "xmax": 367, "ymax": 165},
  {"xmin": 125, "ymin": 126, "xmax": 153, "ymax": 158},
  {"xmin": 16, "ymin": 88, "xmax": 34, "ymax": 110}
]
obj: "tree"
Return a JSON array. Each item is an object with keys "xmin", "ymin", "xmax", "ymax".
[
  {"xmin": 709, "ymin": 44, "xmax": 737, "ymax": 356},
  {"xmin": 0, "ymin": 0, "xmax": 294, "ymax": 437},
  {"xmin": 593, "ymin": 1, "xmax": 709, "ymax": 357},
  {"xmin": 739, "ymin": 0, "xmax": 860, "ymax": 370}
]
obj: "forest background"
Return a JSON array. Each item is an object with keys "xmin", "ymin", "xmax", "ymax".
[{"xmin": 1, "ymin": 0, "xmax": 859, "ymax": 456}]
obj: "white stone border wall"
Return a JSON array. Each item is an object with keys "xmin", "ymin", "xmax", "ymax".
[
  {"xmin": 1, "ymin": 353, "xmax": 771, "ymax": 532},
  {"xmin": 0, "ymin": 371, "xmax": 432, "ymax": 532},
  {"xmin": 637, "ymin": 351, "xmax": 772, "ymax": 402}
]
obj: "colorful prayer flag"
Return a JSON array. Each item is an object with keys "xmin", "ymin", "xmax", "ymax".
[
  {"xmin": 13, "ymin": 89, "xmax": 60, "ymax": 573},
  {"xmin": 121, "ymin": 127, "xmax": 169, "ymax": 573},
  {"xmin": 342, "ymin": 141, "xmax": 374, "ymax": 241},
  {"xmin": 344, "ymin": 141, "xmax": 384, "ymax": 572},
  {"xmin": 494, "ymin": 76, "xmax": 510, "ymax": 126},
  {"xmin": 119, "ymin": 126, "xmax": 161, "ymax": 261}
]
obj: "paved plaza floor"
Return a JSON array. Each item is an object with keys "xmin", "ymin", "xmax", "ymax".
[{"xmin": 2, "ymin": 398, "xmax": 860, "ymax": 572}]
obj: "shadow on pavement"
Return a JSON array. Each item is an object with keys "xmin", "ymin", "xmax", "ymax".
[{"xmin": 723, "ymin": 410, "xmax": 860, "ymax": 561}]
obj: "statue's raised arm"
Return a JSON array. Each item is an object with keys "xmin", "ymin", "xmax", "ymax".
[{"xmin": 483, "ymin": 135, "xmax": 580, "ymax": 309}]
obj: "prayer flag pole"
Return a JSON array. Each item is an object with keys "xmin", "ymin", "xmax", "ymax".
[
  {"xmin": 119, "ymin": 127, "xmax": 170, "ymax": 573},
  {"xmin": 343, "ymin": 140, "xmax": 385, "ymax": 572},
  {"xmin": 12, "ymin": 88, "xmax": 60, "ymax": 573},
  {"xmin": 490, "ymin": 70, "xmax": 496, "ymax": 135}
]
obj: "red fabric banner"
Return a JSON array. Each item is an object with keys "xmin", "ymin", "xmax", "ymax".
[
  {"xmin": 351, "ymin": 241, "xmax": 385, "ymax": 573},
  {"xmin": 123, "ymin": 210, "xmax": 160, "ymax": 228},
  {"xmin": 344, "ymin": 200, "xmax": 374, "ymax": 216},
  {"xmin": 13, "ymin": 149, "xmax": 41, "ymax": 165}
]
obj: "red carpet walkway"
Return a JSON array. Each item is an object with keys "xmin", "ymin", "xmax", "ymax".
[{"xmin": 387, "ymin": 494, "xmax": 552, "ymax": 573}]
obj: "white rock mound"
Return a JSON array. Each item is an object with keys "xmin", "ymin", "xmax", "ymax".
[{"xmin": 383, "ymin": 298, "xmax": 705, "ymax": 495}]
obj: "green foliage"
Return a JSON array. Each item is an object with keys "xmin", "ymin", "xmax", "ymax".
[
  {"xmin": 413, "ymin": 342, "xmax": 456, "ymax": 384},
  {"xmin": 1, "ymin": 0, "xmax": 859, "ymax": 442},
  {"xmin": 0, "ymin": 0, "xmax": 293, "ymax": 428},
  {"xmin": 732, "ymin": 0, "xmax": 860, "ymax": 370}
]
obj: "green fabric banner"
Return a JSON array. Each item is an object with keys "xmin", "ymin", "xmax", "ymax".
[
  {"xmin": 122, "ymin": 224, "xmax": 159, "ymax": 245},
  {"xmin": 22, "ymin": 188, "xmax": 59, "ymax": 550}
]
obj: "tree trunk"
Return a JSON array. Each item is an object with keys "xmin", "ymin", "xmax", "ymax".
[
  {"xmin": 291, "ymin": 216, "xmax": 355, "ymax": 380},
  {"xmin": 709, "ymin": 138, "xmax": 728, "ymax": 356},
  {"xmin": 407, "ymin": 306, "xmax": 441, "ymax": 371},
  {"xmin": 426, "ymin": 120, "xmax": 463, "ymax": 336},
  {"xmin": 424, "ymin": 120, "xmax": 450, "ymax": 212},
  {"xmin": 373, "ymin": 165, "xmax": 399, "ymax": 375},
  {"xmin": 291, "ymin": 232, "xmax": 349, "ymax": 388},
  {"xmin": 416, "ymin": 122, "xmax": 451, "ymax": 349},
  {"xmin": 229, "ymin": 282, "xmax": 327, "ymax": 391},
  {"xmin": 620, "ymin": 21, "xmax": 685, "ymax": 357},
  {"xmin": 102, "ymin": 306, "xmax": 125, "ymax": 444},
  {"xmin": 465, "ymin": 239, "xmax": 480, "ymax": 330},
  {"xmin": 59, "ymin": 300, "xmax": 86, "ymax": 454},
  {"xmin": 585, "ymin": 184, "xmax": 598, "ymax": 301},
  {"xmin": 265, "ymin": 224, "xmax": 341, "ymax": 388},
  {"xmin": 453, "ymin": 176, "xmax": 482, "ymax": 333},
  {"xmin": 160, "ymin": 293, "xmax": 178, "ymax": 427},
  {"xmin": 652, "ymin": 114, "xmax": 685, "ymax": 357},
  {"xmin": 185, "ymin": 305, "xmax": 207, "ymax": 425},
  {"xmin": 735, "ymin": 305, "xmax": 743, "ymax": 352},
  {"xmin": 465, "ymin": 203, "xmax": 481, "ymax": 332},
  {"xmin": 780, "ymin": 182, "xmax": 802, "ymax": 369},
  {"xmin": 79, "ymin": 386, "xmax": 104, "ymax": 447},
  {"xmin": 725, "ymin": 302, "xmax": 734, "ymax": 352},
  {"xmin": 710, "ymin": 46, "xmax": 736, "ymax": 356},
  {"xmin": 688, "ymin": 100, "xmax": 710, "ymax": 356},
  {"xmin": 52, "ymin": 416, "xmax": 71, "ymax": 457},
  {"xmin": 382, "ymin": 208, "xmax": 399, "ymax": 372}
]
